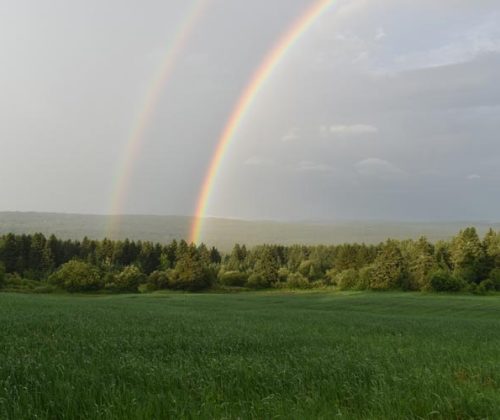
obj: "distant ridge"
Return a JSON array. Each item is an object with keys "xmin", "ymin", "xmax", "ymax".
[{"xmin": 1, "ymin": 211, "xmax": 499, "ymax": 252}]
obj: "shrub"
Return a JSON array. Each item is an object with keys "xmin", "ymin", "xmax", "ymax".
[
  {"xmin": 49, "ymin": 260, "xmax": 102, "ymax": 292},
  {"xmin": 477, "ymin": 279, "xmax": 496, "ymax": 294},
  {"xmin": 32, "ymin": 285, "xmax": 56, "ymax": 294},
  {"xmin": 278, "ymin": 267, "xmax": 290, "ymax": 283},
  {"xmin": 488, "ymin": 268, "xmax": 500, "ymax": 291},
  {"xmin": 324, "ymin": 269, "xmax": 339, "ymax": 286},
  {"xmin": 337, "ymin": 269, "xmax": 359, "ymax": 290},
  {"xmin": 218, "ymin": 270, "xmax": 248, "ymax": 287},
  {"xmin": 311, "ymin": 279, "xmax": 327, "ymax": 289},
  {"xmin": 4, "ymin": 273, "xmax": 23, "ymax": 287},
  {"xmin": 170, "ymin": 257, "xmax": 213, "ymax": 291},
  {"xmin": 286, "ymin": 272, "xmax": 311, "ymax": 289},
  {"xmin": 454, "ymin": 267, "xmax": 478, "ymax": 285},
  {"xmin": 2, "ymin": 274, "xmax": 43, "ymax": 292},
  {"xmin": 357, "ymin": 266, "xmax": 373, "ymax": 290},
  {"xmin": 0, "ymin": 263, "xmax": 5, "ymax": 288},
  {"xmin": 112, "ymin": 265, "xmax": 145, "ymax": 292},
  {"xmin": 246, "ymin": 273, "xmax": 269, "ymax": 289},
  {"xmin": 429, "ymin": 269, "xmax": 464, "ymax": 292},
  {"xmin": 148, "ymin": 270, "xmax": 171, "ymax": 290},
  {"xmin": 371, "ymin": 240, "xmax": 408, "ymax": 290}
]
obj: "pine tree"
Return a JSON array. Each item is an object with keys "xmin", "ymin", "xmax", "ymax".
[
  {"xmin": 371, "ymin": 240, "xmax": 408, "ymax": 290},
  {"xmin": 209, "ymin": 247, "xmax": 221, "ymax": 264},
  {"xmin": 197, "ymin": 243, "xmax": 211, "ymax": 266},
  {"xmin": 450, "ymin": 227, "xmax": 485, "ymax": 283},
  {"xmin": 408, "ymin": 237, "xmax": 436, "ymax": 290},
  {"xmin": 227, "ymin": 244, "xmax": 244, "ymax": 270},
  {"xmin": 254, "ymin": 246, "xmax": 279, "ymax": 286},
  {"xmin": 483, "ymin": 229, "xmax": 500, "ymax": 270},
  {"xmin": 47, "ymin": 234, "xmax": 62, "ymax": 267},
  {"xmin": 2, "ymin": 233, "xmax": 18, "ymax": 273}
]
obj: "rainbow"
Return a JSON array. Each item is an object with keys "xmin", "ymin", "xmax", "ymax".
[
  {"xmin": 107, "ymin": 0, "xmax": 210, "ymax": 236},
  {"xmin": 189, "ymin": 0, "xmax": 335, "ymax": 244}
]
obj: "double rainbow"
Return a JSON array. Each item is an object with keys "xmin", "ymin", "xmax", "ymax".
[
  {"xmin": 189, "ymin": 0, "xmax": 335, "ymax": 243},
  {"xmin": 107, "ymin": 0, "xmax": 210, "ymax": 236}
]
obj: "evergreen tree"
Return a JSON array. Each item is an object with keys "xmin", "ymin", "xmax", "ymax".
[
  {"xmin": 2, "ymin": 233, "xmax": 19, "ymax": 273},
  {"xmin": 483, "ymin": 229, "xmax": 500, "ymax": 271},
  {"xmin": 47, "ymin": 234, "xmax": 63, "ymax": 267},
  {"xmin": 227, "ymin": 244, "xmax": 245, "ymax": 270},
  {"xmin": 254, "ymin": 246, "xmax": 279, "ymax": 286},
  {"xmin": 138, "ymin": 242, "xmax": 160, "ymax": 275},
  {"xmin": 407, "ymin": 237, "xmax": 436, "ymax": 290},
  {"xmin": 450, "ymin": 227, "xmax": 485, "ymax": 283},
  {"xmin": 171, "ymin": 252, "xmax": 212, "ymax": 291},
  {"xmin": 209, "ymin": 247, "xmax": 221, "ymax": 264},
  {"xmin": 371, "ymin": 240, "xmax": 408, "ymax": 290},
  {"xmin": 197, "ymin": 243, "xmax": 211, "ymax": 266},
  {"xmin": 40, "ymin": 242, "xmax": 55, "ymax": 275},
  {"xmin": 176, "ymin": 240, "xmax": 189, "ymax": 262}
]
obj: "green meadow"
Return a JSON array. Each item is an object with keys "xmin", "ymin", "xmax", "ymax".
[{"xmin": 1, "ymin": 291, "xmax": 499, "ymax": 419}]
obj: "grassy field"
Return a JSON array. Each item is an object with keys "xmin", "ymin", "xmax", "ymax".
[{"xmin": 1, "ymin": 292, "xmax": 499, "ymax": 419}]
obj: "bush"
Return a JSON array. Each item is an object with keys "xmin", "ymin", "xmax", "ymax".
[
  {"xmin": 170, "ymin": 258, "xmax": 213, "ymax": 291},
  {"xmin": 337, "ymin": 269, "xmax": 359, "ymax": 290},
  {"xmin": 49, "ymin": 260, "xmax": 102, "ymax": 292},
  {"xmin": 2, "ymin": 274, "xmax": 43, "ymax": 292},
  {"xmin": 311, "ymin": 279, "xmax": 327, "ymax": 289},
  {"xmin": 286, "ymin": 272, "xmax": 311, "ymax": 289},
  {"xmin": 371, "ymin": 240, "xmax": 407, "ymax": 290},
  {"xmin": 218, "ymin": 271, "xmax": 248, "ymax": 287},
  {"xmin": 429, "ymin": 269, "xmax": 464, "ymax": 292},
  {"xmin": 488, "ymin": 268, "xmax": 500, "ymax": 291},
  {"xmin": 148, "ymin": 270, "xmax": 171, "ymax": 290},
  {"xmin": 0, "ymin": 263, "xmax": 5, "ymax": 288},
  {"xmin": 477, "ymin": 279, "xmax": 496, "ymax": 294},
  {"xmin": 357, "ymin": 266, "xmax": 373, "ymax": 290},
  {"xmin": 454, "ymin": 267, "xmax": 478, "ymax": 285},
  {"xmin": 324, "ymin": 269, "xmax": 339, "ymax": 286},
  {"xmin": 246, "ymin": 273, "xmax": 269, "ymax": 289},
  {"xmin": 112, "ymin": 265, "xmax": 145, "ymax": 292},
  {"xmin": 32, "ymin": 285, "xmax": 56, "ymax": 294},
  {"xmin": 278, "ymin": 267, "xmax": 290, "ymax": 283},
  {"xmin": 4, "ymin": 273, "xmax": 24, "ymax": 287}
]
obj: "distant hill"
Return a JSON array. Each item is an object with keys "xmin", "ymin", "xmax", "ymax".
[{"xmin": 1, "ymin": 211, "xmax": 499, "ymax": 252}]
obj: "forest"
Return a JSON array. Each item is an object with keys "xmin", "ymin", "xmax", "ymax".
[{"xmin": 1, "ymin": 227, "xmax": 500, "ymax": 294}]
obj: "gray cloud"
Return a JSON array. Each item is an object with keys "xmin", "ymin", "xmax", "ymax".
[{"xmin": 1, "ymin": 0, "xmax": 500, "ymax": 223}]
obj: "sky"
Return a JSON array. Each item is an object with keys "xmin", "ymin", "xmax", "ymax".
[{"xmin": 1, "ymin": 0, "xmax": 500, "ymax": 222}]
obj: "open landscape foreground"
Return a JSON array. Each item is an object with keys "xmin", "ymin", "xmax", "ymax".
[{"xmin": 1, "ymin": 291, "xmax": 499, "ymax": 419}]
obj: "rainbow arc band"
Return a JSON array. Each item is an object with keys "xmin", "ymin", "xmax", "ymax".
[
  {"xmin": 189, "ymin": 0, "xmax": 335, "ymax": 244},
  {"xmin": 107, "ymin": 0, "xmax": 210, "ymax": 237}
]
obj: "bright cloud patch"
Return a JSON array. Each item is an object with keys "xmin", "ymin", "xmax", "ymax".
[
  {"xmin": 329, "ymin": 124, "xmax": 378, "ymax": 135},
  {"xmin": 387, "ymin": 16, "xmax": 500, "ymax": 72},
  {"xmin": 297, "ymin": 161, "xmax": 334, "ymax": 173},
  {"xmin": 244, "ymin": 156, "xmax": 274, "ymax": 167},
  {"xmin": 356, "ymin": 158, "xmax": 404, "ymax": 177},
  {"xmin": 281, "ymin": 127, "xmax": 300, "ymax": 142}
]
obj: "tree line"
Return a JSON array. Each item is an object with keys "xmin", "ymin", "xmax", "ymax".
[{"xmin": 1, "ymin": 227, "xmax": 500, "ymax": 293}]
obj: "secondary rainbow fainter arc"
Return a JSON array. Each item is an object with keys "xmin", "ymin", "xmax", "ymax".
[
  {"xmin": 107, "ymin": 0, "xmax": 210, "ymax": 238},
  {"xmin": 189, "ymin": 0, "xmax": 336, "ymax": 244}
]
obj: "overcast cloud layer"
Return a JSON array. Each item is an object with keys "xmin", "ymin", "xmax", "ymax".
[{"xmin": 1, "ymin": 0, "xmax": 499, "ymax": 221}]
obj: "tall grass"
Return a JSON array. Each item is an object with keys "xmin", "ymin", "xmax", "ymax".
[{"xmin": 1, "ymin": 292, "xmax": 499, "ymax": 419}]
